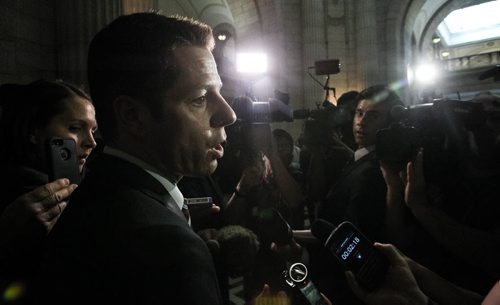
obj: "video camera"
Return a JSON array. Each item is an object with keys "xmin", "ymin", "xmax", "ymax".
[
  {"xmin": 376, "ymin": 99, "xmax": 486, "ymax": 171},
  {"xmin": 231, "ymin": 94, "xmax": 293, "ymax": 124},
  {"xmin": 293, "ymin": 104, "xmax": 341, "ymax": 147},
  {"xmin": 226, "ymin": 94, "xmax": 293, "ymax": 163}
]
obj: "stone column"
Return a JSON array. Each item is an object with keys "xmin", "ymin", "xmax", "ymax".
[
  {"xmin": 301, "ymin": 0, "xmax": 327, "ymax": 109},
  {"xmin": 354, "ymin": 0, "xmax": 380, "ymax": 88},
  {"xmin": 55, "ymin": 0, "xmax": 122, "ymax": 87}
]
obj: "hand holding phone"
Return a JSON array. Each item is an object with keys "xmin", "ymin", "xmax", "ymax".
[
  {"xmin": 345, "ymin": 243, "xmax": 429, "ymax": 305},
  {"xmin": 311, "ymin": 220, "xmax": 389, "ymax": 291},
  {"xmin": 45, "ymin": 137, "xmax": 81, "ymax": 184}
]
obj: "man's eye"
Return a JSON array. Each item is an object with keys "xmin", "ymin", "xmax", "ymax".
[{"xmin": 193, "ymin": 95, "xmax": 207, "ymax": 106}]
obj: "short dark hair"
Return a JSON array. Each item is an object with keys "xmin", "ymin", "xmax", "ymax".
[
  {"xmin": 337, "ymin": 90, "xmax": 359, "ymax": 108},
  {"xmin": 0, "ymin": 79, "xmax": 90, "ymax": 166},
  {"xmin": 355, "ymin": 85, "xmax": 403, "ymax": 121},
  {"xmin": 87, "ymin": 13, "xmax": 215, "ymax": 141}
]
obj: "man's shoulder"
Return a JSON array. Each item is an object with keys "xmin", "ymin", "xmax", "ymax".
[
  {"xmin": 342, "ymin": 152, "xmax": 381, "ymax": 178},
  {"xmin": 54, "ymin": 155, "xmax": 185, "ymax": 237}
]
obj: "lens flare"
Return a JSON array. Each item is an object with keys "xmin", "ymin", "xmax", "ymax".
[{"xmin": 3, "ymin": 281, "xmax": 26, "ymax": 302}]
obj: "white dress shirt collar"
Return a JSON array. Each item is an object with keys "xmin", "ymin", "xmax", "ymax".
[
  {"xmin": 103, "ymin": 146, "xmax": 184, "ymax": 210},
  {"xmin": 354, "ymin": 145, "xmax": 375, "ymax": 162}
]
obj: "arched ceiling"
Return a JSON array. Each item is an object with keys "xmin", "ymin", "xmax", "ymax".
[
  {"xmin": 414, "ymin": 0, "xmax": 493, "ymax": 52},
  {"xmin": 157, "ymin": 0, "xmax": 235, "ymax": 28}
]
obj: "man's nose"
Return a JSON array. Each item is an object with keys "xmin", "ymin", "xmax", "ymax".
[{"xmin": 211, "ymin": 94, "xmax": 237, "ymax": 128}]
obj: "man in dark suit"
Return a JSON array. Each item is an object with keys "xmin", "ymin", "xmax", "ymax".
[
  {"xmin": 311, "ymin": 85, "xmax": 403, "ymax": 305},
  {"xmin": 36, "ymin": 13, "xmax": 236, "ymax": 305},
  {"xmin": 317, "ymin": 85, "xmax": 403, "ymax": 241}
]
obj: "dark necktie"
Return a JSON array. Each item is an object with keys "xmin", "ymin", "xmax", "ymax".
[{"xmin": 181, "ymin": 202, "xmax": 191, "ymax": 222}]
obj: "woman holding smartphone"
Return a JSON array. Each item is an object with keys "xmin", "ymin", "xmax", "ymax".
[{"xmin": 0, "ymin": 79, "xmax": 97, "ymax": 304}]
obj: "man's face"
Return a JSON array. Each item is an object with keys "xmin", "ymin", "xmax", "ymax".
[
  {"xmin": 144, "ymin": 46, "xmax": 236, "ymax": 179},
  {"xmin": 352, "ymin": 99, "xmax": 391, "ymax": 148}
]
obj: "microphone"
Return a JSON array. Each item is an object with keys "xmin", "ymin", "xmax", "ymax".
[{"xmin": 310, "ymin": 219, "xmax": 336, "ymax": 245}]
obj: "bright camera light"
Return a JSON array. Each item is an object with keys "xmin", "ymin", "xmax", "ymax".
[
  {"xmin": 415, "ymin": 63, "xmax": 438, "ymax": 84},
  {"xmin": 236, "ymin": 53, "xmax": 268, "ymax": 74}
]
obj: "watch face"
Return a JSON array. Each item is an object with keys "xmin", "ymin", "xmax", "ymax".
[{"xmin": 289, "ymin": 262, "xmax": 308, "ymax": 283}]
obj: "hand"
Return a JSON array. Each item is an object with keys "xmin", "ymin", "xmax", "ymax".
[
  {"xmin": 345, "ymin": 243, "xmax": 428, "ymax": 305},
  {"xmin": 270, "ymin": 238, "xmax": 303, "ymax": 262},
  {"xmin": 483, "ymin": 281, "xmax": 500, "ymax": 305},
  {"xmin": 0, "ymin": 179, "xmax": 77, "ymax": 236},
  {"xmin": 248, "ymin": 284, "xmax": 290, "ymax": 305},
  {"xmin": 379, "ymin": 161, "xmax": 405, "ymax": 191},
  {"xmin": 261, "ymin": 153, "xmax": 273, "ymax": 183},
  {"xmin": 189, "ymin": 203, "xmax": 220, "ymax": 226},
  {"xmin": 237, "ymin": 158, "xmax": 266, "ymax": 194},
  {"xmin": 403, "ymin": 149, "xmax": 427, "ymax": 209}
]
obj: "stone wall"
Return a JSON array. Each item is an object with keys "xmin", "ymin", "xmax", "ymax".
[{"xmin": 0, "ymin": 0, "xmax": 57, "ymax": 84}]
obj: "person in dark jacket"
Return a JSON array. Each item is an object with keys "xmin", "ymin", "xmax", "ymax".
[
  {"xmin": 36, "ymin": 13, "xmax": 236, "ymax": 305},
  {"xmin": 0, "ymin": 79, "xmax": 97, "ymax": 304}
]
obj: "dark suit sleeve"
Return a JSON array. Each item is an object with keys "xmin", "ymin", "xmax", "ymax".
[{"xmin": 112, "ymin": 224, "xmax": 222, "ymax": 305}]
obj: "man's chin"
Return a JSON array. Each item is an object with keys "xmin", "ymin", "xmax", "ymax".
[
  {"xmin": 207, "ymin": 160, "xmax": 218, "ymax": 174},
  {"xmin": 185, "ymin": 161, "xmax": 218, "ymax": 177}
]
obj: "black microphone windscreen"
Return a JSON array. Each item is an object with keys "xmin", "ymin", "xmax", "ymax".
[{"xmin": 311, "ymin": 219, "xmax": 336, "ymax": 244}]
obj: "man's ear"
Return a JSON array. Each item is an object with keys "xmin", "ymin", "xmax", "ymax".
[{"xmin": 113, "ymin": 95, "xmax": 150, "ymax": 137}]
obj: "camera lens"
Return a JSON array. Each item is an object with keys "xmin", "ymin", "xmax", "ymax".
[{"xmin": 60, "ymin": 148, "xmax": 70, "ymax": 160}]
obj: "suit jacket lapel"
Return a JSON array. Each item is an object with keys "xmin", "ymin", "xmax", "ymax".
[{"xmin": 91, "ymin": 154, "xmax": 185, "ymax": 220}]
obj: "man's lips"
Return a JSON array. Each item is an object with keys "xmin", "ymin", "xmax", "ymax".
[
  {"xmin": 209, "ymin": 143, "xmax": 224, "ymax": 159},
  {"xmin": 355, "ymin": 130, "xmax": 367, "ymax": 137}
]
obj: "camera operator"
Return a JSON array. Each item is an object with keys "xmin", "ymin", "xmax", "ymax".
[
  {"xmin": 470, "ymin": 92, "xmax": 500, "ymax": 170},
  {"xmin": 222, "ymin": 98, "xmax": 304, "ymax": 230},
  {"xmin": 381, "ymin": 147, "xmax": 500, "ymax": 296},
  {"xmin": 217, "ymin": 96, "xmax": 306, "ymax": 302},
  {"xmin": 298, "ymin": 102, "xmax": 354, "ymax": 223},
  {"xmin": 377, "ymin": 91, "xmax": 500, "ymax": 295}
]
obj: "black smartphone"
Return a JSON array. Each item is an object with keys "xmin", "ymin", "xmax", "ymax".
[
  {"xmin": 45, "ymin": 137, "xmax": 81, "ymax": 184},
  {"xmin": 313, "ymin": 220, "xmax": 389, "ymax": 291}
]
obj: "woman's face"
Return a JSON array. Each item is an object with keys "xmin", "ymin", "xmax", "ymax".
[{"xmin": 35, "ymin": 96, "xmax": 98, "ymax": 173}]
